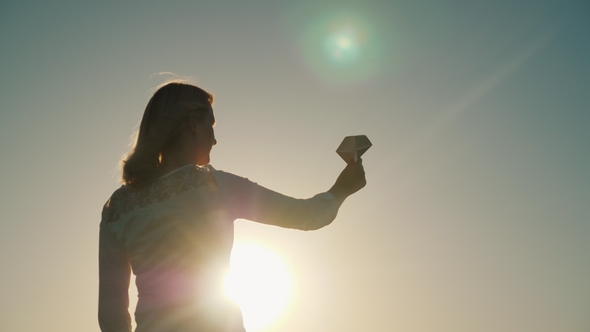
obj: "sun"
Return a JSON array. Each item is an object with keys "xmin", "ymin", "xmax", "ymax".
[{"xmin": 224, "ymin": 242, "xmax": 292, "ymax": 331}]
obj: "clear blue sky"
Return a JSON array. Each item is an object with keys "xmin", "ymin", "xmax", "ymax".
[{"xmin": 1, "ymin": 1, "xmax": 589, "ymax": 331}]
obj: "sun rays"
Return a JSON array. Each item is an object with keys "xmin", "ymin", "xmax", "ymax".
[{"xmin": 225, "ymin": 242, "xmax": 293, "ymax": 331}]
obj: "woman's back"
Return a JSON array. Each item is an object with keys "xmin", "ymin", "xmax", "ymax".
[{"xmin": 100, "ymin": 165, "xmax": 243, "ymax": 331}]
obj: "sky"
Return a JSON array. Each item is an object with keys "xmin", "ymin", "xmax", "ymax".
[{"xmin": 0, "ymin": 0, "xmax": 589, "ymax": 331}]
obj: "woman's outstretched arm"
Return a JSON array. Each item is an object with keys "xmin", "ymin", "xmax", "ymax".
[{"xmin": 212, "ymin": 158, "xmax": 366, "ymax": 230}]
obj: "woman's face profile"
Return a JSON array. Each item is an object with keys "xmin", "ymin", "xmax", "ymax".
[{"xmin": 194, "ymin": 107, "xmax": 217, "ymax": 166}]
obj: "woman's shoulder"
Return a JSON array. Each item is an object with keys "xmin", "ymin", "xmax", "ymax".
[
  {"xmin": 208, "ymin": 166, "xmax": 256, "ymax": 189},
  {"xmin": 101, "ymin": 165, "xmax": 212, "ymax": 224}
]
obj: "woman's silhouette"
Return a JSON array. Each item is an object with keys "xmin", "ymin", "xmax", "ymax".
[{"xmin": 98, "ymin": 82, "xmax": 366, "ymax": 331}]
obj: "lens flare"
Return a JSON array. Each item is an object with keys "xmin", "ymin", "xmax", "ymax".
[
  {"xmin": 325, "ymin": 30, "xmax": 359, "ymax": 64},
  {"xmin": 299, "ymin": 10, "xmax": 385, "ymax": 86}
]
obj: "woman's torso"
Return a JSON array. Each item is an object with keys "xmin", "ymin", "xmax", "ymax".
[{"xmin": 102, "ymin": 165, "xmax": 242, "ymax": 331}]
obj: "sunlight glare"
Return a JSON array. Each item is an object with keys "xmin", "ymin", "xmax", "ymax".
[
  {"xmin": 225, "ymin": 242, "xmax": 292, "ymax": 331},
  {"xmin": 336, "ymin": 36, "xmax": 352, "ymax": 49},
  {"xmin": 325, "ymin": 29, "xmax": 360, "ymax": 64},
  {"xmin": 297, "ymin": 9, "xmax": 388, "ymax": 85}
]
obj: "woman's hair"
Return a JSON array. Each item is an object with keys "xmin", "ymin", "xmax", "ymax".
[{"xmin": 121, "ymin": 82, "xmax": 214, "ymax": 186}]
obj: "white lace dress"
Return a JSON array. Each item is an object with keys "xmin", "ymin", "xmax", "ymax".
[{"xmin": 99, "ymin": 165, "xmax": 340, "ymax": 332}]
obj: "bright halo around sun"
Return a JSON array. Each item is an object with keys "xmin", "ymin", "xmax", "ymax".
[{"xmin": 224, "ymin": 242, "xmax": 292, "ymax": 331}]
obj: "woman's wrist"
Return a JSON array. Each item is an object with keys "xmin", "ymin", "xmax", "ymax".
[{"xmin": 328, "ymin": 184, "xmax": 349, "ymax": 206}]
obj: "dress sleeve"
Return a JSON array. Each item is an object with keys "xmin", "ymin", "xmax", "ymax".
[
  {"xmin": 98, "ymin": 217, "xmax": 132, "ymax": 332},
  {"xmin": 212, "ymin": 169, "xmax": 341, "ymax": 230}
]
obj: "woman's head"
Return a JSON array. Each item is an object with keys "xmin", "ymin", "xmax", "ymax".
[{"xmin": 121, "ymin": 82, "xmax": 215, "ymax": 186}]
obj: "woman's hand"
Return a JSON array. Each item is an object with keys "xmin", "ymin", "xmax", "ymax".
[{"xmin": 328, "ymin": 158, "xmax": 367, "ymax": 205}]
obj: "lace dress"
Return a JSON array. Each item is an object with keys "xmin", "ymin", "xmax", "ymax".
[{"xmin": 99, "ymin": 165, "xmax": 339, "ymax": 332}]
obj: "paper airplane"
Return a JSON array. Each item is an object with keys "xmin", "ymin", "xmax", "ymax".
[{"xmin": 336, "ymin": 135, "xmax": 372, "ymax": 164}]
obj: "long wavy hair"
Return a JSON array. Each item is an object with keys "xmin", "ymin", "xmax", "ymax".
[{"xmin": 121, "ymin": 82, "xmax": 214, "ymax": 186}]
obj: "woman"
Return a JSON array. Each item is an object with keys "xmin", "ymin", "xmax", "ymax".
[{"xmin": 99, "ymin": 82, "xmax": 366, "ymax": 332}]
